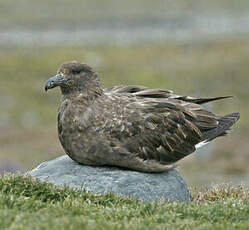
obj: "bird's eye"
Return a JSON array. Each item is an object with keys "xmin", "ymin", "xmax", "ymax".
[{"xmin": 72, "ymin": 69, "xmax": 81, "ymax": 74}]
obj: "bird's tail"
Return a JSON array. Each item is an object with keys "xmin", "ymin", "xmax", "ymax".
[{"xmin": 201, "ymin": 112, "xmax": 240, "ymax": 142}]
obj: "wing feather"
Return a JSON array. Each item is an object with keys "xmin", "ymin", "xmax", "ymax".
[
  {"xmin": 104, "ymin": 84, "xmax": 232, "ymax": 104},
  {"xmin": 95, "ymin": 94, "xmax": 206, "ymax": 164},
  {"xmin": 89, "ymin": 86, "xmax": 238, "ymax": 166}
]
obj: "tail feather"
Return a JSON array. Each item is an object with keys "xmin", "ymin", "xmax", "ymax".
[{"xmin": 202, "ymin": 112, "xmax": 240, "ymax": 142}]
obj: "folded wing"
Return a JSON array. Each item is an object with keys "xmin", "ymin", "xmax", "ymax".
[{"xmin": 101, "ymin": 86, "xmax": 239, "ymax": 165}]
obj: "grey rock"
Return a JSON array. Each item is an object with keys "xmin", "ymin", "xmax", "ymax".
[{"xmin": 28, "ymin": 155, "xmax": 192, "ymax": 202}]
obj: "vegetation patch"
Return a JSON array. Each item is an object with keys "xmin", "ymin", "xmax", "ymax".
[{"xmin": 0, "ymin": 175, "xmax": 248, "ymax": 230}]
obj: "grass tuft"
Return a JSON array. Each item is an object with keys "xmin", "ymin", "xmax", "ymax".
[{"xmin": 193, "ymin": 185, "xmax": 249, "ymax": 202}]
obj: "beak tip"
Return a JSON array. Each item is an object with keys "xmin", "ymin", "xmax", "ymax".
[{"xmin": 45, "ymin": 73, "xmax": 64, "ymax": 92}]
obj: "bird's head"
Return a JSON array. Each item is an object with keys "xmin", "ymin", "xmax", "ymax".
[{"xmin": 45, "ymin": 61, "xmax": 98, "ymax": 94}]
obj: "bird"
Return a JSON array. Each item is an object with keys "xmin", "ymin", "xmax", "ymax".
[{"xmin": 45, "ymin": 61, "xmax": 240, "ymax": 172}]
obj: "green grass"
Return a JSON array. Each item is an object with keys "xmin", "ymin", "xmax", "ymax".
[{"xmin": 0, "ymin": 175, "xmax": 248, "ymax": 230}]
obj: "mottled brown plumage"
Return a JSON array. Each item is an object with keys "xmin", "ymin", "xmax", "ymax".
[{"xmin": 45, "ymin": 61, "xmax": 240, "ymax": 172}]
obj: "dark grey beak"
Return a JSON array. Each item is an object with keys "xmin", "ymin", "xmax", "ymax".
[{"xmin": 45, "ymin": 74, "xmax": 66, "ymax": 91}]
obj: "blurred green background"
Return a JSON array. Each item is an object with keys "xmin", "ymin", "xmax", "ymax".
[{"xmin": 0, "ymin": 0, "xmax": 248, "ymax": 186}]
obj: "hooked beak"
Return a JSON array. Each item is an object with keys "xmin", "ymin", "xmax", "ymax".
[{"xmin": 45, "ymin": 74, "xmax": 66, "ymax": 91}]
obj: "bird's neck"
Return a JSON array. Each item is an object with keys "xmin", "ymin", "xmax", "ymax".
[{"xmin": 61, "ymin": 78, "xmax": 103, "ymax": 103}]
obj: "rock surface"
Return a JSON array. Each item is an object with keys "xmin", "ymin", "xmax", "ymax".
[{"xmin": 28, "ymin": 155, "xmax": 192, "ymax": 202}]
